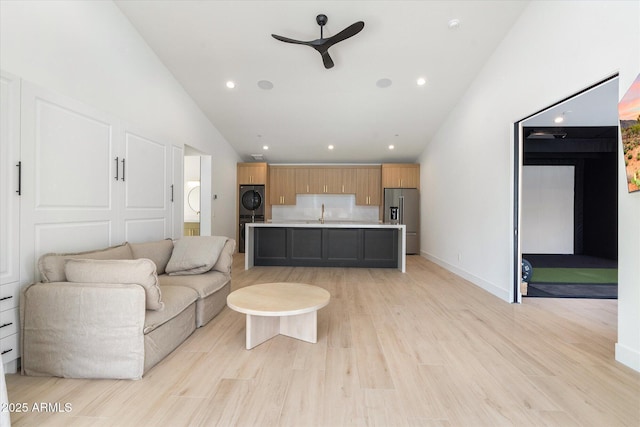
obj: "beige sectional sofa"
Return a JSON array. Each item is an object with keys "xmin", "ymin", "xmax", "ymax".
[{"xmin": 20, "ymin": 236, "xmax": 235, "ymax": 380}]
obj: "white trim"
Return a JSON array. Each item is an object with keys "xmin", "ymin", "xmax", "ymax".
[
  {"xmin": 421, "ymin": 251, "xmax": 511, "ymax": 302},
  {"xmin": 615, "ymin": 343, "xmax": 640, "ymax": 372}
]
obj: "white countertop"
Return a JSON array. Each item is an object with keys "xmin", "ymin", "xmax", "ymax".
[{"xmin": 252, "ymin": 221, "xmax": 405, "ymax": 229}]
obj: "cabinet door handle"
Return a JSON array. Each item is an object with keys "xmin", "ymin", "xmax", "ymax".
[
  {"xmin": 170, "ymin": 184, "xmax": 174, "ymax": 202},
  {"xmin": 1, "ymin": 349, "xmax": 12, "ymax": 355},
  {"xmin": 121, "ymin": 158, "xmax": 126, "ymax": 181},
  {"xmin": 0, "ymin": 322, "xmax": 13, "ymax": 329},
  {"xmin": 114, "ymin": 157, "xmax": 119, "ymax": 180},
  {"xmin": 16, "ymin": 161, "xmax": 22, "ymax": 195},
  {"xmin": 0, "ymin": 296, "xmax": 13, "ymax": 301}
]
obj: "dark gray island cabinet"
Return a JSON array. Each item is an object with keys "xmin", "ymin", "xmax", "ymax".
[{"xmin": 245, "ymin": 223, "xmax": 407, "ymax": 272}]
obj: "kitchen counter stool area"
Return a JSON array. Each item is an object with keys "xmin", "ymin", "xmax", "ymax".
[{"xmin": 245, "ymin": 223, "xmax": 406, "ymax": 272}]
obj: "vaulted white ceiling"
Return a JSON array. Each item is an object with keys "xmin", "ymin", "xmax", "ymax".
[
  {"xmin": 115, "ymin": 0, "xmax": 530, "ymax": 163},
  {"xmin": 523, "ymin": 77, "xmax": 620, "ymax": 128}
]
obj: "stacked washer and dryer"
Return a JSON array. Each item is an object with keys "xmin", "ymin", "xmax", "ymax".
[{"xmin": 238, "ymin": 185, "xmax": 265, "ymax": 253}]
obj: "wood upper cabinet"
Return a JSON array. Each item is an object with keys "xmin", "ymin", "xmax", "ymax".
[
  {"xmin": 295, "ymin": 168, "xmax": 310, "ymax": 194},
  {"xmin": 269, "ymin": 166, "xmax": 296, "ymax": 205},
  {"xmin": 341, "ymin": 168, "xmax": 357, "ymax": 194},
  {"xmin": 381, "ymin": 164, "xmax": 420, "ymax": 189},
  {"xmin": 305, "ymin": 167, "xmax": 356, "ymax": 194},
  {"xmin": 237, "ymin": 162, "xmax": 267, "ymax": 185},
  {"xmin": 307, "ymin": 168, "xmax": 342, "ymax": 193},
  {"xmin": 355, "ymin": 167, "xmax": 381, "ymax": 206}
]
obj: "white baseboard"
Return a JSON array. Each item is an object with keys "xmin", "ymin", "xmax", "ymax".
[
  {"xmin": 420, "ymin": 251, "xmax": 511, "ymax": 302},
  {"xmin": 2, "ymin": 359, "xmax": 18, "ymax": 375},
  {"xmin": 615, "ymin": 343, "xmax": 640, "ymax": 372}
]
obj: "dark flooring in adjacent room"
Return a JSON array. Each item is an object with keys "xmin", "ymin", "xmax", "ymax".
[
  {"xmin": 523, "ymin": 254, "xmax": 617, "ymax": 269},
  {"xmin": 523, "ymin": 254, "xmax": 618, "ymax": 299}
]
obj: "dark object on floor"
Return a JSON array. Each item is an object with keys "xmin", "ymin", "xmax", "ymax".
[
  {"xmin": 522, "ymin": 258, "xmax": 533, "ymax": 282},
  {"xmin": 526, "ymin": 282, "xmax": 617, "ymax": 299}
]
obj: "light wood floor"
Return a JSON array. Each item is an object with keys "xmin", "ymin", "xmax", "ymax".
[{"xmin": 6, "ymin": 254, "xmax": 640, "ymax": 426}]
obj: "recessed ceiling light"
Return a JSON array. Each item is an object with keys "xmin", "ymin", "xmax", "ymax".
[
  {"xmin": 226, "ymin": 80, "xmax": 236, "ymax": 89},
  {"xmin": 262, "ymin": 145, "xmax": 269, "ymax": 150},
  {"xmin": 388, "ymin": 145, "xmax": 395, "ymax": 150},
  {"xmin": 417, "ymin": 77, "xmax": 427, "ymax": 86},
  {"xmin": 376, "ymin": 78, "xmax": 392, "ymax": 88},
  {"xmin": 554, "ymin": 116, "xmax": 564, "ymax": 124},
  {"xmin": 448, "ymin": 18, "xmax": 460, "ymax": 29},
  {"xmin": 328, "ymin": 145, "xmax": 334, "ymax": 150},
  {"xmin": 257, "ymin": 80, "xmax": 274, "ymax": 90}
]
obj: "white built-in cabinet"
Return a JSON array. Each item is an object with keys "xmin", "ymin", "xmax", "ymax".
[
  {"xmin": 0, "ymin": 73, "xmax": 185, "ymax": 372},
  {"xmin": 0, "ymin": 72, "xmax": 21, "ymax": 371}
]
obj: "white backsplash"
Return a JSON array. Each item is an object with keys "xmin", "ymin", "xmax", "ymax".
[{"xmin": 272, "ymin": 194, "xmax": 379, "ymax": 222}]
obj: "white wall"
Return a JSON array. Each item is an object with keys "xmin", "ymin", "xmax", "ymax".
[
  {"xmin": 418, "ymin": 0, "xmax": 640, "ymax": 371},
  {"xmin": 521, "ymin": 166, "xmax": 574, "ymax": 254},
  {"xmin": 0, "ymin": 0, "xmax": 242, "ymax": 240}
]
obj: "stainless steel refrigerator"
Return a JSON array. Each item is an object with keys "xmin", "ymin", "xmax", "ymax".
[{"xmin": 384, "ymin": 188, "xmax": 419, "ymax": 254}]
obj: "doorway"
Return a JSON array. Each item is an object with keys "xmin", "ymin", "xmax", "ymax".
[
  {"xmin": 513, "ymin": 75, "xmax": 620, "ymax": 302},
  {"xmin": 184, "ymin": 155, "xmax": 201, "ymax": 236},
  {"xmin": 184, "ymin": 145, "xmax": 212, "ymax": 236}
]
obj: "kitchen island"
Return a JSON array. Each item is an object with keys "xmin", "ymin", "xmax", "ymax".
[{"xmin": 245, "ymin": 222, "xmax": 406, "ymax": 272}]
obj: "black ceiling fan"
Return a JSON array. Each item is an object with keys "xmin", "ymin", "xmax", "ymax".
[{"xmin": 271, "ymin": 14, "xmax": 365, "ymax": 69}]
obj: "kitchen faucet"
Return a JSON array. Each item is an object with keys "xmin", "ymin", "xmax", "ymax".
[{"xmin": 320, "ymin": 203, "xmax": 325, "ymax": 224}]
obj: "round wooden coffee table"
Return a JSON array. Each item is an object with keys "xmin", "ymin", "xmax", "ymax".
[{"xmin": 227, "ymin": 282, "xmax": 330, "ymax": 349}]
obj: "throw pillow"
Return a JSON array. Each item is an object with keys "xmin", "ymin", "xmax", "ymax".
[
  {"xmin": 129, "ymin": 239, "xmax": 174, "ymax": 275},
  {"xmin": 38, "ymin": 242, "xmax": 133, "ymax": 283},
  {"xmin": 65, "ymin": 258, "xmax": 164, "ymax": 311},
  {"xmin": 165, "ymin": 236, "xmax": 228, "ymax": 276}
]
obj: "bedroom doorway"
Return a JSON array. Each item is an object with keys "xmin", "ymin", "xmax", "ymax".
[{"xmin": 513, "ymin": 75, "xmax": 619, "ymax": 302}]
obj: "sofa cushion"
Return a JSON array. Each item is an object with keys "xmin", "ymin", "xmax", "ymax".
[
  {"xmin": 21, "ymin": 282, "xmax": 146, "ymax": 380},
  {"xmin": 158, "ymin": 270, "xmax": 230, "ymax": 299},
  {"xmin": 144, "ymin": 285, "xmax": 198, "ymax": 334},
  {"xmin": 212, "ymin": 239, "xmax": 236, "ymax": 274},
  {"xmin": 165, "ymin": 236, "xmax": 228, "ymax": 275},
  {"xmin": 39, "ymin": 242, "xmax": 133, "ymax": 283},
  {"xmin": 129, "ymin": 239, "xmax": 174, "ymax": 275},
  {"xmin": 65, "ymin": 258, "xmax": 164, "ymax": 311}
]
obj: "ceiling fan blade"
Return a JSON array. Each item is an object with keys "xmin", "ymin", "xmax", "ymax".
[
  {"xmin": 272, "ymin": 17, "xmax": 364, "ymax": 69},
  {"xmin": 271, "ymin": 34, "xmax": 311, "ymax": 46},
  {"xmin": 320, "ymin": 51, "xmax": 335, "ymax": 69},
  {"xmin": 324, "ymin": 21, "xmax": 365, "ymax": 48}
]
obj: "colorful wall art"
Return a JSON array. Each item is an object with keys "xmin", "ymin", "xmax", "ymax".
[{"xmin": 619, "ymin": 73, "xmax": 640, "ymax": 193}]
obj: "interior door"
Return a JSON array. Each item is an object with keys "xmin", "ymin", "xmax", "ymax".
[
  {"xmin": 20, "ymin": 82, "xmax": 120, "ymax": 282},
  {"xmin": 121, "ymin": 127, "xmax": 172, "ymax": 243},
  {"xmin": 0, "ymin": 71, "xmax": 21, "ymax": 288},
  {"xmin": 172, "ymin": 145, "xmax": 184, "ymax": 239}
]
